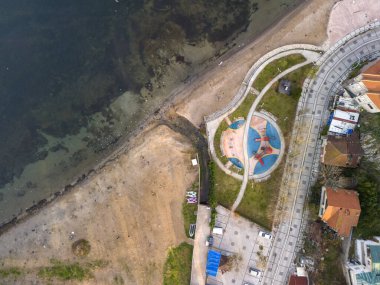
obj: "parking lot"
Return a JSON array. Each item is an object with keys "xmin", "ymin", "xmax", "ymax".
[{"xmin": 207, "ymin": 206, "xmax": 273, "ymax": 285}]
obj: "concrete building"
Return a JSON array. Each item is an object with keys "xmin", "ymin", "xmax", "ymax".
[
  {"xmin": 321, "ymin": 132, "xmax": 363, "ymax": 168},
  {"xmin": 347, "ymin": 237, "xmax": 380, "ymax": 285},
  {"xmin": 319, "ymin": 187, "xmax": 361, "ymax": 237},
  {"xmin": 328, "ymin": 108, "xmax": 359, "ymax": 135},
  {"xmin": 345, "ymin": 60, "xmax": 380, "ymax": 113},
  {"xmin": 288, "ymin": 267, "xmax": 309, "ymax": 285}
]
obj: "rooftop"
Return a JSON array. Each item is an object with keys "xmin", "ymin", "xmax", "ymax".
[
  {"xmin": 288, "ymin": 275, "xmax": 308, "ymax": 285},
  {"xmin": 322, "ymin": 187, "xmax": 361, "ymax": 237},
  {"xmin": 322, "ymin": 133, "xmax": 363, "ymax": 168},
  {"xmin": 363, "ymin": 59, "xmax": 380, "ymax": 77}
]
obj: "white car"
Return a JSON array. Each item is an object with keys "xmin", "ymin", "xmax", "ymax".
[
  {"xmin": 259, "ymin": 230, "xmax": 272, "ymax": 240},
  {"xmin": 248, "ymin": 267, "xmax": 262, "ymax": 277}
]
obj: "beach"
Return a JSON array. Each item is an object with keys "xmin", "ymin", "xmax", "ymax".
[{"xmin": 0, "ymin": 0, "xmax": 336, "ymax": 284}]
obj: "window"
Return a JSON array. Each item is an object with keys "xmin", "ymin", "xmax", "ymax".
[{"xmin": 368, "ymin": 104, "xmax": 374, "ymax": 110}]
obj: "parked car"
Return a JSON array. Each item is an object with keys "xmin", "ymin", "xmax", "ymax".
[
  {"xmin": 207, "ymin": 235, "xmax": 214, "ymax": 247},
  {"xmin": 249, "ymin": 267, "xmax": 262, "ymax": 277},
  {"xmin": 259, "ymin": 230, "xmax": 272, "ymax": 240}
]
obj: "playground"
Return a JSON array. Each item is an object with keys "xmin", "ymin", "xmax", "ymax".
[{"xmin": 220, "ymin": 112, "xmax": 282, "ymax": 178}]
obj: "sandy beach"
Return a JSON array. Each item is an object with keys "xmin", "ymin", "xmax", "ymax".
[{"xmin": 0, "ymin": 0, "xmax": 337, "ymax": 284}]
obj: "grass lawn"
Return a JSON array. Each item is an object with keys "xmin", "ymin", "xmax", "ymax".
[
  {"xmin": 236, "ymin": 163, "xmax": 284, "ymax": 229},
  {"xmin": 236, "ymin": 64, "xmax": 313, "ymax": 229},
  {"xmin": 229, "ymin": 91, "xmax": 257, "ymax": 120},
  {"xmin": 163, "ymin": 242, "xmax": 193, "ymax": 285},
  {"xmin": 213, "ymin": 120, "xmax": 229, "ymax": 164},
  {"xmin": 260, "ymin": 64, "xmax": 312, "ymax": 139},
  {"xmin": 38, "ymin": 260, "xmax": 92, "ymax": 281},
  {"xmin": 212, "ymin": 162, "xmax": 240, "ymax": 209},
  {"xmin": 253, "ymin": 54, "xmax": 306, "ymax": 91},
  {"xmin": 182, "ymin": 201, "xmax": 197, "ymax": 238}
]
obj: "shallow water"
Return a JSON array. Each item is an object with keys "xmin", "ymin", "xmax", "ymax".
[{"xmin": 0, "ymin": 0, "xmax": 304, "ymax": 225}]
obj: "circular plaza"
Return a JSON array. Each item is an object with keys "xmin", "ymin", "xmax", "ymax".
[{"xmin": 220, "ymin": 112, "xmax": 284, "ymax": 179}]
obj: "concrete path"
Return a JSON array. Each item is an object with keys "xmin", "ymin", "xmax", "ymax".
[
  {"xmin": 261, "ymin": 21, "xmax": 380, "ymax": 285},
  {"xmin": 231, "ymin": 59, "xmax": 314, "ymax": 212},
  {"xmin": 206, "ymin": 47, "xmax": 323, "ymax": 182},
  {"xmin": 190, "ymin": 205, "xmax": 211, "ymax": 285}
]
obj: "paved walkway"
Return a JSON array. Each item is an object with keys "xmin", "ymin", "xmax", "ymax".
[
  {"xmin": 261, "ymin": 21, "xmax": 380, "ymax": 285},
  {"xmin": 231, "ymin": 59, "xmax": 315, "ymax": 212},
  {"xmin": 190, "ymin": 205, "xmax": 211, "ymax": 285},
  {"xmin": 206, "ymin": 47, "xmax": 323, "ymax": 182}
]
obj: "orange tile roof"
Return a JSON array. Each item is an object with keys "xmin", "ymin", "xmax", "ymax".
[
  {"xmin": 367, "ymin": 93, "xmax": 380, "ymax": 109},
  {"xmin": 363, "ymin": 60, "xmax": 380, "ymax": 76},
  {"xmin": 322, "ymin": 188, "xmax": 361, "ymax": 237},
  {"xmin": 362, "ymin": 80, "xmax": 380, "ymax": 92}
]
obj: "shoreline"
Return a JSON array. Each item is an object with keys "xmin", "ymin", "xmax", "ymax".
[{"xmin": 0, "ymin": 0, "xmax": 324, "ymax": 235}]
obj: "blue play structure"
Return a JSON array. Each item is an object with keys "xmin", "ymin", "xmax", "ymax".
[
  {"xmin": 254, "ymin": 154, "xmax": 279, "ymax": 174},
  {"xmin": 206, "ymin": 250, "xmax": 221, "ymax": 277},
  {"xmin": 229, "ymin": 119, "xmax": 245, "ymax": 129},
  {"xmin": 247, "ymin": 127, "xmax": 261, "ymax": 158},
  {"xmin": 266, "ymin": 122, "xmax": 281, "ymax": 149},
  {"xmin": 228, "ymin": 157, "xmax": 244, "ymax": 169}
]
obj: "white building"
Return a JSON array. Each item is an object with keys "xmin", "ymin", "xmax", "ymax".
[
  {"xmin": 344, "ymin": 60, "xmax": 380, "ymax": 113},
  {"xmin": 347, "ymin": 237, "xmax": 380, "ymax": 285},
  {"xmin": 328, "ymin": 109, "xmax": 359, "ymax": 135}
]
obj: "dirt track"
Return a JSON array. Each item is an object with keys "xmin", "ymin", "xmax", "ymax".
[{"xmin": 0, "ymin": 125, "xmax": 197, "ymax": 285}]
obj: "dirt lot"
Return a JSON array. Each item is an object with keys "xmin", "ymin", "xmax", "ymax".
[
  {"xmin": 176, "ymin": 0, "xmax": 335, "ymax": 127},
  {"xmin": 0, "ymin": 125, "xmax": 197, "ymax": 285}
]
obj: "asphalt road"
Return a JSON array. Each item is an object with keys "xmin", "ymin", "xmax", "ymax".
[{"xmin": 261, "ymin": 22, "xmax": 380, "ymax": 285}]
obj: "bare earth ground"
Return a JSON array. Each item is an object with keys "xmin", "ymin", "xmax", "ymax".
[
  {"xmin": 327, "ymin": 0, "xmax": 380, "ymax": 45},
  {"xmin": 0, "ymin": 125, "xmax": 197, "ymax": 285},
  {"xmin": 0, "ymin": 1, "xmax": 348, "ymax": 284},
  {"xmin": 176, "ymin": 0, "xmax": 335, "ymax": 127}
]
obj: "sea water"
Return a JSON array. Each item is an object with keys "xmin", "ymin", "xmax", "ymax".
[{"xmin": 0, "ymin": 0, "xmax": 304, "ymax": 225}]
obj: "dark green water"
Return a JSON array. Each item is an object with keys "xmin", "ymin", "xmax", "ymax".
[{"xmin": 0, "ymin": 0, "xmax": 303, "ymax": 225}]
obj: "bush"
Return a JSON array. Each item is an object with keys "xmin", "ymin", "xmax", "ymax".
[{"xmin": 72, "ymin": 239, "xmax": 91, "ymax": 257}]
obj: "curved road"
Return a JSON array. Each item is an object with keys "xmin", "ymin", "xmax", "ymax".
[{"xmin": 262, "ymin": 22, "xmax": 380, "ymax": 285}]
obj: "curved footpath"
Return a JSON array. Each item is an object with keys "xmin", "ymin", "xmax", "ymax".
[
  {"xmin": 206, "ymin": 45, "xmax": 323, "ymax": 182},
  {"xmin": 262, "ymin": 21, "xmax": 380, "ymax": 285},
  {"xmin": 230, "ymin": 56, "xmax": 319, "ymax": 211}
]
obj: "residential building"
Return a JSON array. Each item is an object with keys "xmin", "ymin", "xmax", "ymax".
[
  {"xmin": 347, "ymin": 237, "xmax": 380, "ymax": 285},
  {"xmin": 319, "ymin": 187, "xmax": 361, "ymax": 237},
  {"xmin": 328, "ymin": 108, "xmax": 359, "ymax": 135},
  {"xmin": 321, "ymin": 132, "xmax": 363, "ymax": 168},
  {"xmin": 345, "ymin": 59, "xmax": 380, "ymax": 113},
  {"xmin": 288, "ymin": 267, "xmax": 309, "ymax": 285}
]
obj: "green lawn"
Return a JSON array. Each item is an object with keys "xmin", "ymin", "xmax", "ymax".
[
  {"xmin": 213, "ymin": 120, "xmax": 229, "ymax": 164},
  {"xmin": 229, "ymin": 91, "xmax": 257, "ymax": 120},
  {"xmin": 212, "ymin": 162, "xmax": 240, "ymax": 209},
  {"xmin": 182, "ymin": 200, "xmax": 197, "ymax": 238},
  {"xmin": 260, "ymin": 64, "xmax": 312, "ymax": 139},
  {"xmin": 38, "ymin": 260, "xmax": 92, "ymax": 281},
  {"xmin": 236, "ymin": 64, "xmax": 313, "ymax": 229},
  {"xmin": 253, "ymin": 54, "xmax": 306, "ymax": 91},
  {"xmin": 163, "ymin": 242, "xmax": 193, "ymax": 285},
  {"xmin": 236, "ymin": 163, "xmax": 284, "ymax": 229}
]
